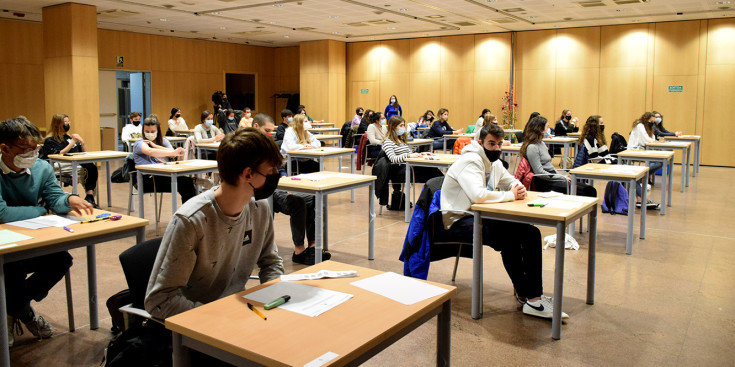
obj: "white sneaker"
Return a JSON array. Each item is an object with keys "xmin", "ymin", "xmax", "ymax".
[
  {"xmin": 646, "ymin": 183, "xmax": 651, "ymax": 192},
  {"xmin": 522, "ymin": 295, "xmax": 569, "ymax": 319},
  {"xmin": 23, "ymin": 313, "xmax": 52, "ymax": 339}
]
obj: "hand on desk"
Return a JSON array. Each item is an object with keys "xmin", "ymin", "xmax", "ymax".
[
  {"xmin": 68, "ymin": 195, "xmax": 94, "ymax": 216},
  {"xmin": 511, "ymin": 184, "xmax": 527, "ymax": 200}
]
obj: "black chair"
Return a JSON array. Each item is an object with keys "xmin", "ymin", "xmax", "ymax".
[{"xmin": 118, "ymin": 237, "xmax": 163, "ymax": 329}]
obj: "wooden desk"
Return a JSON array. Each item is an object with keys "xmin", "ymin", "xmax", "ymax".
[
  {"xmin": 127, "ymin": 137, "xmax": 187, "ymax": 152},
  {"xmin": 194, "ymin": 142, "xmax": 219, "ymax": 160},
  {"xmin": 543, "ymin": 137, "xmax": 578, "ymax": 170},
  {"xmin": 135, "ymin": 160, "xmax": 219, "ymax": 217},
  {"xmin": 569, "ymin": 164, "xmax": 649, "ymax": 254},
  {"xmin": 173, "ymin": 129, "xmax": 195, "ymax": 137},
  {"xmin": 166, "ymin": 261, "xmax": 455, "ymax": 367},
  {"xmin": 646, "ymin": 141, "xmax": 692, "ymax": 191},
  {"xmin": 442, "ymin": 134, "xmax": 474, "ymax": 154},
  {"xmin": 504, "ymin": 128, "xmax": 522, "ymax": 141},
  {"xmin": 0, "ymin": 210, "xmax": 148, "ymax": 367},
  {"xmin": 616, "ymin": 150, "xmax": 674, "ymax": 215},
  {"xmin": 407, "ymin": 138, "xmax": 434, "ymax": 152},
  {"xmin": 471, "ymin": 191, "xmax": 599, "ymax": 340},
  {"xmin": 47, "ymin": 151, "xmax": 129, "ymax": 207},
  {"xmin": 665, "ymin": 135, "xmax": 701, "ymax": 176},
  {"xmin": 276, "ymin": 172, "xmax": 376, "ymax": 263},
  {"xmin": 310, "ymin": 122, "xmax": 335, "ymax": 128},
  {"xmin": 403, "ymin": 154, "xmax": 459, "ymax": 222},
  {"xmin": 285, "ymin": 147, "xmax": 357, "ymax": 201},
  {"xmin": 307, "ymin": 127, "xmax": 340, "ymax": 135},
  {"xmin": 314, "ymin": 134, "xmax": 343, "ymax": 147},
  {"xmin": 501, "ymin": 144, "xmax": 521, "ymax": 173},
  {"xmin": 567, "ymin": 132, "xmax": 582, "ymax": 138}
]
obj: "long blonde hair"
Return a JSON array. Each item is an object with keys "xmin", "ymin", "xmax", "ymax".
[
  {"xmin": 48, "ymin": 114, "xmax": 68, "ymax": 142},
  {"xmin": 291, "ymin": 114, "xmax": 311, "ymax": 144}
]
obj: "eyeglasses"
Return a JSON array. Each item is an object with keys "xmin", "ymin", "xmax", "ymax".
[{"xmin": 11, "ymin": 144, "xmax": 40, "ymax": 154}]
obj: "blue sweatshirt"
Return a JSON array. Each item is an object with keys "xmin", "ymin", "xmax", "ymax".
[
  {"xmin": 0, "ymin": 156, "xmax": 72, "ymax": 223},
  {"xmin": 384, "ymin": 104, "xmax": 403, "ymax": 120},
  {"xmin": 428, "ymin": 120, "xmax": 454, "ymax": 138}
]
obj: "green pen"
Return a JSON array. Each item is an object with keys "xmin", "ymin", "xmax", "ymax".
[
  {"xmin": 527, "ymin": 203, "xmax": 547, "ymax": 207},
  {"xmin": 264, "ymin": 295, "xmax": 291, "ymax": 310}
]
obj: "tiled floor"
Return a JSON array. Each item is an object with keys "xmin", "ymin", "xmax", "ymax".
[{"xmin": 8, "ymin": 159, "xmax": 735, "ymax": 366}]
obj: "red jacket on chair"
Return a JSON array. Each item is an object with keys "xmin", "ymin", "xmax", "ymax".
[
  {"xmin": 514, "ymin": 157, "xmax": 535, "ymax": 190},
  {"xmin": 356, "ymin": 133, "xmax": 370, "ymax": 171}
]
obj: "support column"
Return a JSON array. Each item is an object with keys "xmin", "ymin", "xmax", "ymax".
[
  {"xmin": 43, "ymin": 3, "xmax": 100, "ymax": 150},
  {"xmin": 299, "ymin": 40, "xmax": 346, "ymax": 124}
]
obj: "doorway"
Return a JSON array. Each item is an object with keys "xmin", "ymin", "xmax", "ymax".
[
  {"xmin": 225, "ymin": 73, "xmax": 256, "ymax": 111},
  {"xmin": 99, "ymin": 70, "xmax": 152, "ymax": 150}
]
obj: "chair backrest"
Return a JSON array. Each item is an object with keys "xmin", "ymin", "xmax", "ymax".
[
  {"xmin": 452, "ymin": 138, "xmax": 472, "ymax": 155},
  {"xmin": 609, "ymin": 132, "xmax": 628, "ymax": 154},
  {"xmin": 119, "ymin": 237, "xmax": 163, "ymax": 309},
  {"xmin": 182, "ymin": 135, "xmax": 197, "ymax": 160},
  {"xmin": 572, "ymin": 144, "xmax": 589, "ymax": 169},
  {"xmin": 466, "ymin": 125, "xmax": 475, "ymax": 134}
]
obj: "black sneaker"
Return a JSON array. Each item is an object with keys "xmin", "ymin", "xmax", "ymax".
[
  {"xmin": 84, "ymin": 194, "xmax": 99, "ymax": 209},
  {"xmin": 303, "ymin": 247, "xmax": 331, "ymax": 262},
  {"xmin": 292, "ymin": 249, "xmax": 315, "ymax": 265},
  {"xmin": 636, "ymin": 200, "xmax": 660, "ymax": 210}
]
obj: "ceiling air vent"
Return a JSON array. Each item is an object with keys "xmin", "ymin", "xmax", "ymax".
[
  {"xmin": 578, "ymin": 1, "xmax": 607, "ymax": 7},
  {"xmin": 235, "ymin": 30, "xmax": 276, "ymax": 36},
  {"xmin": 454, "ymin": 21, "xmax": 476, "ymax": 26},
  {"xmin": 613, "ymin": 0, "xmax": 644, "ymax": 4},
  {"xmin": 502, "ymin": 8, "xmax": 525, "ymax": 12},
  {"xmin": 367, "ymin": 19, "xmax": 396, "ymax": 25},
  {"xmin": 97, "ymin": 9, "xmax": 140, "ymax": 18},
  {"xmin": 296, "ymin": 27, "xmax": 316, "ymax": 31},
  {"xmin": 491, "ymin": 18, "xmax": 518, "ymax": 24},
  {"xmin": 346, "ymin": 22, "xmax": 369, "ymax": 26}
]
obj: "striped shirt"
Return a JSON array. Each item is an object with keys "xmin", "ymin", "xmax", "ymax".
[{"xmin": 382, "ymin": 138, "xmax": 412, "ymax": 164}]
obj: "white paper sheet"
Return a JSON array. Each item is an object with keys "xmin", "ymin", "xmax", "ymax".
[
  {"xmin": 350, "ymin": 272, "xmax": 448, "ymax": 306},
  {"xmin": 280, "ymin": 270, "xmax": 358, "ymax": 281},
  {"xmin": 6, "ymin": 214, "xmax": 81, "ymax": 229},
  {"xmin": 295, "ymin": 173, "xmax": 337, "ymax": 181},
  {"xmin": 545, "ymin": 200, "xmax": 583, "ymax": 209},
  {"xmin": 181, "ymin": 160, "xmax": 216, "ymax": 167},
  {"xmin": 243, "ymin": 281, "xmax": 352, "ymax": 317}
]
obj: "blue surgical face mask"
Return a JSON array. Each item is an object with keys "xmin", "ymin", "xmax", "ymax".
[
  {"xmin": 390, "ymin": 99, "xmax": 396, "ymax": 104},
  {"xmin": 380, "ymin": 119, "xmax": 387, "ymax": 126},
  {"xmin": 396, "ymin": 128, "xmax": 406, "ymax": 136},
  {"xmin": 205, "ymin": 119, "xmax": 213, "ymax": 127},
  {"xmin": 287, "ymin": 117, "xmax": 293, "ymax": 123},
  {"xmin": 654, "ymin": 117, "xmax": 662, "ymax": 124}
]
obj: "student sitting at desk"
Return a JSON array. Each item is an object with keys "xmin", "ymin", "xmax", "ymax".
[
  {"xmin": 166, "ymin": 107, "xmax": 188, "ymax": 136},
  {"xmin": 427, "ymin": 108, "xmax": 463, "ymax": 151},
  {"xmin": 651, "ymin": 111, "xmax": 682, "ymax": 139},
  {"xmin": 120, "ymin": 111, "xmax": 142, "ymax": 149},
  {"xmin": 280, "ymin": 114, "xmax": 321, "ymax": 174},
  {"xmin": 576, "ymin": 115, "xmax": 616, "ymax": 165},
  {"xmin": 627, "ymin": 112, "xmax": 663, "ymax": 209},
  {"xmin": 252, "ymin": 114, "xmax": 330, "ymax": 265},
  {"xmin": 275, "ymin": 109, "xmax": 293, "ymax": 143},
  {"xmin": 194, "ymin": 110, "xmax": 225, "ymax": 160},
  {"xmin": 366, "ymin": 112, "xmax": 387, "ymax": 158},
  {"xmin": 439, "ymin": 123, "xmax": 567, "ymax": 320},
  {"xmin": 521, "ymin": 116, "xmax": 596, "ymax": 197},
  {"xmin": 40, "ymin": 113, "xmax": 100, "ymax": 208},
  {"xmin": 145, "ymin": 128, "xmax": 284, "ymax": 319},
  {"xmin": 133, "ymin": 114, "xmax": 197, "ymax": 204},
  {"xmin": 0, "ymin": 116, "xmax": 94, "ymax": 347}
]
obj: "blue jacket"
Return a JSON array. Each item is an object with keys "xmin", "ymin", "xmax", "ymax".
[
  {"xmin": 384, "ymin": 104, "xmax": 402, "ymax": 120},
  {"xmin": 399, "ymin": 190, "xmax": 441, "ymax": 279}
]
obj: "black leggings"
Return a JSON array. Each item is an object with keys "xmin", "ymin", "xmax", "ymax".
[
  {"xmin": 4, "ymin": 251, "xmax": 73, "ymax": 316},
  {"xmin": 535, "ymin": 177, "xmax": 597, "ymax": 197},
  {"xmin": 437, "ymin": 217, "xmax": 543, "ymax": 299},
  {"xmin": 80, "ymin": 163, "xmax": 98, "ymax": 191},
  {"xmin": 140, "ymin": 175, "xmax": 197, "ymax": 203}
]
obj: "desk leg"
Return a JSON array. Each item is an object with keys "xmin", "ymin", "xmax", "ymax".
[
  {"xmin": 569, "ymin": 175, "xmax": 577, "ymax": 234},
  {"xmin": 562, "ymin": 143, "xmax": 568, "ymax": 170},
  {"xmin": 679, "ymin": 152, "xmax": 685, "ymax": 193},
  {"xmin": 65, "ymin": 272, "xmax": 74, "ymax": 331},
  {"xmin": 287, "ymin": 155, "xmax": 292, "ymax": 176},
  {"xmin": 471, "ymin": 212, "xmax": 483, "ymax": 320},
  {"xmin": 171, "ymin": 173, "xmax": 178, "ymax": 215},
  {"xmin": 350, "ymin": 154, "xmax": 355, "ymax": 203},
  {"xmin": 106, "ymin": 161, "xmax": 112, "ymax": 207},
  {"xmin": 315, "ymin": 193, "xmax": 323, "ymax": 263},
  {"xmin": 587, "ymin": 209, "xmax": 597, "ymax": 305},
  {"xmin": 437, "ymin": 299, "xmax": 451, "ymax": 367},
  {"xmin": 660, "ymin": 160, "xmax": 668, "ymax": 215},
  {"xmin": 685, "ymin": 147, "xmax": 690, "ymax": 187},
  {"xmin": 404, "ymin": 163, "xmax": 411, "ymax": 223},
  {"xmin": 668, "ymin": 158, "xmax": 674, "ymax": 207},
  {"xmin": 72, "ymin": 162, "xmax": 79, "ymax": 195},
  {"xmin": 626, "ymin": 178, "xmax": 636, "ymax": 255},
  {"xmin": 172, "ymin": 332, "xmax": 191, "ymax": 367},
  {"xmin": 369, "ymin": 182, "xmax": 375, "ymax": 260},
  {"xmin": 138, "ymin": 171, "xmax": 145, "ymax": 218},
  {"xmin": 552, "ymin": 223, "xmax": 565, "ymax": 340},
  {"xmin": 696, "ymin": 140, "xmax": 701, "ymax": 174},
  {"xmin": 87, "ymin": 245, "xmax": 99, "ymax": 329},
  {"xmin": 0, "ymin": 256, "xmax": 9, "ymax": 367},
  {"xmin": 640, "ymin": 174, "xmax": 647, "ymax": 240},
  {"xmin": 443, "ymin": 138, "xmax": 447, "ymax": 154},
  {"xmin": 323, "ymin": 196, "xmax": 329, "ymax": 252},
  {"xmin": 319, "ymin": 157, "xmax": 325, "ymax": 171}
]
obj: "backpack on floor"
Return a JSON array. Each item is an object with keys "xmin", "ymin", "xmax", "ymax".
[
  {"xmin": 106, "ymin": 289, "xmax": 132, "ymax": 335},
  {"xmin": 601, "ymin": 181, "xmax": 629, "ymax": 215},
  {"xmin": 102, "ymin": 320, "xmax": 171, "ymax": 367}
]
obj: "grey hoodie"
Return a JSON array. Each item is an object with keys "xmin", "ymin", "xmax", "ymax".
[{"xmin": 440, "ymin": 141, "xmax": 521, "ymax": 229}]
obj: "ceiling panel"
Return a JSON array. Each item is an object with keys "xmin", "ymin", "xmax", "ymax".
[{"xmin": 0, "ymin": 0, "xmax": 732, "ymax": 46}]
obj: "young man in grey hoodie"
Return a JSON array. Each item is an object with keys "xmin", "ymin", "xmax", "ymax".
[
  {"xmin": 439, "ymin": 123, "xmax": 568, "ymax": 320},
  {"xmin": 145, "ymin": 127, "xmax": 284, "ymax": 319}
]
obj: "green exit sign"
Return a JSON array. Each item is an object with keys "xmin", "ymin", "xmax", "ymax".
[
  {"xmin": 360, "ymin": 88, "xmax": 369, "ymax": 94},
  {"xmin": 668, "ymin": 85, "xmax": 683, "ymax": 93}
]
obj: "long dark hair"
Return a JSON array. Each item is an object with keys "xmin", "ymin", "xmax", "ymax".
[
  {"xmin": 370, "ymin": 112, "xmax": 383, "ymax": 125},
  {"xmin": 143, "ymin": 114, "xmax": 164, "ymax": 146},
  {"xmin": 479, "ymin": 108, "xmax": 491, "ymax": 118},
  {"xmin": 389, "ymin": 95, "xmax": 399, "ymax": 108},
  {"xmin": 170, "ymin": 107, "xmax": 181, "ymax": 120},
  {"xmin": 579, "ymin": 115, "xmax": 606, "ymax": 146},
  {"xmin": 633, "ymin": 112, "xmax": 655, "ymax": 137},
  {"xmin": 523, "ymin": 112, "xmax": 541, "ymax": 135},
  {"xmin": 520, "ymin": 116, "xmax": 547, "ymax": 158},
  {"xmin": 201, "ymin": 110, "xmax": 213, "ymax": 124},
  {"xmin": 652, "ymin": 110, "xmax": 667, "ymax": 130}
]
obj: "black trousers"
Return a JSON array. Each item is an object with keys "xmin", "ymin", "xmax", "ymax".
[
  {"xmin": 4, "ymin": 251, "xmax": 73, "ymax": 316},
  {"xmin": 437, "ymin": 217, "xmax": 543, "ymax": 299},
  {"xmin": 272, "ymin": 192, "xmax": 315, "ymax": 246},
  {"xmin": 388, "ymin": 164, "xmax": 443, "ymax": 191},
  {"xmin": 535, "ymin": 177, "xmax": 597, "ymax": 197},
  {"xmin": 293, "ymin": 159, "xmax": 320, "ymax": 174},
  {"xmin": 80, "ymin": 163, "xmax": 98, "ymax": 191},
  {"xmin": 140, "ymin": 175, "xmax": 197, "ymax": 203}
]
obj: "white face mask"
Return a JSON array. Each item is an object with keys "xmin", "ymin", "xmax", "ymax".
[
  {"xmin": 14, "ymin": 150, "xmax": 38, "ymax": 169},
  {"xmin": 390, "ymin": 99, "xmax": 396, "ymax": 103},
  {"xmin": 246, "ymin": 113, "xmax": 252, "ymax": 117},
  {"xmin": 144, "ymin": 132, "xmax": 157, "ymax": 141},
  {"xmin": 287, "ymin": 117, "xmax": 293, "ymax": 123}
]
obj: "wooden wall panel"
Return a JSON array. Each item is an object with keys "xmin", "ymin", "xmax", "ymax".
[
  {"xmin": 516, "ymin": 30, "xmax": 557, "ymax": 70},
  {"xmin": 473, "ymin": 34, "xmax": 511, "ymax": 127},
  {"xmin": 555, "ymin": 27, "xmax": 600, "ymax": 69},
  {"xmin": 0, "ymin": 20, "xmax": 45, "ymax": 126},
  {"xmin": 440, "ymin": 71, "xmax": 475, "ymax": 128},
  {"xmin": 654, "ymin": 21, "xmax": 701, "ymax": 76},
  {"xmin": 408, "ymin": 72, "xmax": 440, "ymax": 122},
  {"xmin": 275, "ymin": 47, "xmax": 300, "ymax": 93},
  {"xmin": 555, "ymin": 68, "xmax": 599, "ymax": 124},
  {"xmin": 600, "ymin": 24, "xmax": 650, "ymax": 68},
  {"xmin": 409, "ymin": 38, "xmax": 441, "ymax": 73},
  {"xmin": 599, "ymin": 67, "xmax": 647, "ymax": 137},
  {"xmin": 516, "ymin": 68, "xmax": 555, "ymax": 125},
  {"xmin": 706, "ymin": 19, "xmax": 735, "ymax": 65},
  {"xmin": 702, "ymin": 18, "xmax": 735, "ymax": 167},
  {"xmin": 0, "ymin": 20, "xmax": 44, "ymax": 65}
]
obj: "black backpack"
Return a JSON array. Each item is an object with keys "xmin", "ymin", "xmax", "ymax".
[
  {"xmin": 609, "ymin": 132, "xmax": 628, "ymax": 154},
  {"xmin": 102, "ymin": 320, "xmax": 171, "ymax": 367},
  {"xmin": 110, "ymin": 154, "xmax": 134, "ymax": 183}
]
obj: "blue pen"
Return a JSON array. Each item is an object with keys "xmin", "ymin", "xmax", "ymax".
[
  {"xmin": 63, "ymin": 226, "xmax": 74, "ymax": 233},
  {"xmin": 96, "ymin": 213, "xmax": 111, "ymax": 218}
]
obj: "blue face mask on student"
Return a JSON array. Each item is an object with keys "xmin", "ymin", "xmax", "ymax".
[
  {"xmin": 654, "ymin": 117, "xmax": 662, "ymax": 124},
  {"xmin": 396, "ymin": 128, "xmax": 406, "ymax": 136},
  {"xmin": 205, "ymin": 120, "xmax": 213, "ymax": 127}
]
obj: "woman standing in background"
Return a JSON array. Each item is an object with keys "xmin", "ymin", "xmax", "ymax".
[{"xmin": 384, "ymin": 95, "xmax": 403, "ymax": 120}]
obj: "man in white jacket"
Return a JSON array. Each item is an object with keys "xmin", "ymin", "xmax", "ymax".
[{"xmin": 439, "ymin": 123, "xmax": 568, "ymax": 320}]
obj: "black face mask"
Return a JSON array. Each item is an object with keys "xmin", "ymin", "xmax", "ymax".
[
  {"xmin": 483, "ymin": 148, "xmax": 501, "ymax": 162},
  {"xmin": 358, "ymin": 112, "xmax": 363, "ymax": 116},
  {"xmin": 600, "ymin": 125, "xmax": 605, "ymax": 132},
  {"xmin": 249, "ymin": 170, "xmax": 281, "ymax": 200},
  {"xmin": 175, "ymin": 114, "xmax": 181, "ymax": 118},
  {"xmin": 564, "ymin": 115, "xmax": 571, "ymax": 121},
  {"xmin": 132, "ymin": 120, "xmax": 140, "ymax": 126},
  {"xmin": 63, "ymin": 124, "xmax": 70, "ymax": 132}
]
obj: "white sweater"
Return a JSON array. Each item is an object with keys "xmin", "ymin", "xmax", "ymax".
[
  {"xmin": 440, "ymin": 141, "xmax": 521, "ymax": 229},
  {"xmin": 280, "ymin": 127, "xmax": 321, "ymax": 155},
  {"xmin": 627, "ymin": 123, "xmax": 654, "ymax": 150}
]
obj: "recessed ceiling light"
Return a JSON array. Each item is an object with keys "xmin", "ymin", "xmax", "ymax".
[
  {"xmin": 332, "ymin": 31, "xmax": 340, "ymax": 34},
  {"xmin": 269, "ymin": 21, "xmax": 276, "ymax": 24},
  {"xmin": 284, "ymin": 35, "xmax": 289, "ymax": 38},
  {"xmin": 716, "ymin": 1, "xmax": 730, "ymax": 4},
  {"xmin": 399, "ymin": 8, "xmax": 408, "ymax": 11},
  {"xmin": 211, "ymin": 12, "xmax": 222, "ymax": 15},
  {"xmin": 219, "ymin": 26, "xmax": 226, "ymax": 30},
  {"xmin": 159, "ymin": 18, "xmax": 167, "ymax": 21},
  {"xmin": 487, "ymin": 0, "xmax": 496, "ymax": 2},
  {"xmin": 329, "ymin": 15, "xmax": 339, "ymax": 19},
  {"xmin": 273, "ymin": 4, "xmax": 283, "ymax": 7},
  {"xmin": 632, "ymin": 19, "xmax": 640, "ymax": 22},
  {"xmin": 426, "ymin": 15, "xmax": 444, "ymax": 19},
  {"xmin": 388, "ymin": 26, "xmax": 396, "ymax": 29},
  {"xmin": 616, "ymin": 9, "xmax": 623, "ymax": 12},
  {"xmin": 529, "ymin": 16, "xmax": 538, "ymax": 19}
]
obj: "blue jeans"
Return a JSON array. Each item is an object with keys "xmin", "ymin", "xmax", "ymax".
[{"xmin": 636, "ymin": 161, "xmax": 664, "ymax": 197}]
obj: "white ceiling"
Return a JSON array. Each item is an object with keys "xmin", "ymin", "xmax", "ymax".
[{"xmin": 0, "ymin": 0, "xmax": 732, "ymax": 47}]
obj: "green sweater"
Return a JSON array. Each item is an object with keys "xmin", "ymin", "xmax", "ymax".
[{"xmin": 0, "ymin": 157, "xmax": 72, "ymax": 223}]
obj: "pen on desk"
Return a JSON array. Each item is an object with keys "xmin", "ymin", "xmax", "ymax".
[
  {"xmin": 247, "ymin": 303, "xmax": 267, "ymax": 320},
  {"xmin": 80, "ymin": 215, "xmax": 122, "ymax": 224},
  {"xmin": 63, "ymin": 226, "xmax": 74, "ymax": 233},
  {"xmin": 264, "ymin": 295, "xmax": 291, "ymax": 310}
]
